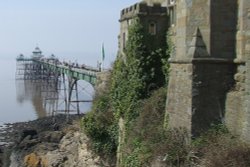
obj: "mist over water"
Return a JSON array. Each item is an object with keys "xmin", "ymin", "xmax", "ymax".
[{"xmin": 0, "ymin": 55, "xmax": 94, "ymax": 126}]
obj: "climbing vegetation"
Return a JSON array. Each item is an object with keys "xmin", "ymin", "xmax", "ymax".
[
  {"xmin": 82, "ymin": 18, "xmax": 169, "ymax": 164},
  {"xmin": 110, "ymin": 18, "xmax": 167, "ymax": 121},
  {"xmin": 81, "ymin": 95, "xmax": 118, "ymax": 164}
]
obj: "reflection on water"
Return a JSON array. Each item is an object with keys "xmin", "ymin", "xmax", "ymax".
[
  {"xmin": 16, "ymin": 78, "xmax": 94, "ymax": 119},
  {"xmin": 16, "ymin": 80, "xmax": 55, "ymax": 118}
]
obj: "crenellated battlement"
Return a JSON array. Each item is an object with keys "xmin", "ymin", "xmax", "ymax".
[
  {"xmin": 118, "ymin": 1, "xmax": 167, "ymax": 54},
  {"xmin": 120, "ymin": 2, "xmax": 166, "ymax": 21}
]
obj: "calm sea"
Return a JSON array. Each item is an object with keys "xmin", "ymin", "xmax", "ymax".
[{"xmin": 0, "ymin": 57, "xmax": 93, "ymax": 126}]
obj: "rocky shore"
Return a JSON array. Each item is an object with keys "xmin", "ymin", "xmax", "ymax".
[{"xmin": 0, "ymin": 114, "xmax": 103, "ymax": 167}]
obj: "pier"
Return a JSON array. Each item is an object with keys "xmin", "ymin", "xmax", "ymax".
[{"xmin": 16, "ymin": 47, "xmax": 103, "ymax": 117}]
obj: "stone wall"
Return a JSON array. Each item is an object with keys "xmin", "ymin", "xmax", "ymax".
[
  {"xmin": 225, "ymin": 64, "xmax": 245, "ymax": 136},
  {"xmin": 236, "ymin": 0, "xmax": 250, "ymax": 60},
  {"xmin": 224, "ymin": 0, "xmax": 250, "ymax": 142},
  {"xmin": 210, "ymin": 0, "xmax": 237, "ymax": 58},
  {"xmin": 192, "ymin": 62, "xmax": 235, "ymax": 135},
  {"xmin": 119, "ymin": 0, "xmax": 250, "ymax": 146},
  {"xmin": 166, "ymin": 0, "xmax": 214, "ymax": 135},
  {"xmin": 243, "ymin": 43, "xmax": 250, "ymax": 142},
  {"xmin": 187, "ymin": 0, "xmax": 210, "ymax": 55},
  {"xmin": 166, "ymin": 0, "xmax": 244, "ymax": 136},
  {"xmin": 166, "ymin": 63, "xmax": 192, "ymax": 132}
]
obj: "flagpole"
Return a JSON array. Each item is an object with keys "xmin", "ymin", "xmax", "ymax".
[{"xmin": 101, "ymin": 43, "xmax": 105, "ymax": 71}]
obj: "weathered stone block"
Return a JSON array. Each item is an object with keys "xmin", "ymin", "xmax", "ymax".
[{"xmin": 225, "ymin": 91, "xmax": 245, "ymax": 136}]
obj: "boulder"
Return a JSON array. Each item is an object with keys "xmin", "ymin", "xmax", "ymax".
[
  {"xmin": 39, "ymin": 131, "xmax": 64, "ymax": 143},
  {"xmin": 19, "ymin": 129, "xmax": 38, "ymax": 142},
  {"xmin": 18, "ymin": 138, "xmax": 40, "ymax": 150}
]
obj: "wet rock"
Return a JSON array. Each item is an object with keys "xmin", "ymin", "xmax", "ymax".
[
  {"xmin": 9, "ymin": 150, "xmax": 24, "ymax": 167},
  {"xmin": 34, "ymin": 143, "xmax": 58, "ymax": 153},
  {"xmin": 0, "ymin": 114, "xmax": 80, "ymax": 147},
  {"xmin": 19, "ymin": 129, "xmax": 37, "ymax": 142},
  {"xmin": 0, "ymin": 114, "xmax": 88, "ymax": 166},
  {"xmin": 38, "ymin": 131, "xmax": 64, "ymax": 143},
  {"xmin": 0, "ymin": 147, "xmax": 2, "ymax": 167},
  {"xmin": 18, "ymin": 138, "xmax": 40, "ymax": 150},
  {"xmin": 46, "ymin": 151, "xmax": 69, "ymax": 167},
  {"xmin": 52, "ymin": 123, "xmax": 60, "ymax": 131}
]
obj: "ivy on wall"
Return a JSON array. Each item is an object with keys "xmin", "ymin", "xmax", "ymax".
[
  {"xmin": 82, "ymin": 17, "xmax": 169, "ymax": 164},
  {"xmin": 111, "ymin": 18, "xmax": 167, "ymax": 121}
]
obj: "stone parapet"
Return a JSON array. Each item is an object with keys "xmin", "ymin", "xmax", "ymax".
[{"xmin": 120, "ymin": 2, "xmax": 166, "ymax": 21}]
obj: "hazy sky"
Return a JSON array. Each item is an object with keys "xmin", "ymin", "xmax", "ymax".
[{"xmin": 0, "ymin": 0, "xmax": 139, "ymax": 66}]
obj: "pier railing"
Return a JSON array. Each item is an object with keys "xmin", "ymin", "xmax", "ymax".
[{"xmin": 16, "ymin": 56, "xmax": 100, "ymax": 85}]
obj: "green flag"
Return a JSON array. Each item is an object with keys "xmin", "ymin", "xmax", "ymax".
[{"xmin": 102, "ymin": 43, "xmax": 105, "ymax": 61}]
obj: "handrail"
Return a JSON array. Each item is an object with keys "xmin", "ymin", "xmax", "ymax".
[{"xmin": 16, "ymin": 57, "xmax": 99, "ymax": 85}]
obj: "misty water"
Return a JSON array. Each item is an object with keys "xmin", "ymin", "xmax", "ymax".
[{"xmin": 0, "ymin": 57, "xmax": 94, "ymax": 127}]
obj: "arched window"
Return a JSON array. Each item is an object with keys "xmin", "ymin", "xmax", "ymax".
[{"xmin": 149, "ymin": 22, "xmax": 157, "ymax": 35}]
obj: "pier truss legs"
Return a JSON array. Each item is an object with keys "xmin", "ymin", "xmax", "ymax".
[
  {"xmin": 45, "ymin": 74, "xmax": 92, "ymax": 120},
  {"xmin": 75, "ymin": 82, "xmax": 80, "ymax": 115},
  {"xmin": 63, "ymin": 74, "xmax": 68, "ymax": 115},
  {"xmin": 42, "ymin": 72, "xmax": 60, "ymax": 116},
  {"xmin": 66, "ymin": 77, "xmax": 80, "ymax": 121},
  {"xmin": 16, "ymin": 60, "xmax": 94, "ymax": 118}
]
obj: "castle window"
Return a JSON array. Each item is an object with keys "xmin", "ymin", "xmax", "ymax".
[
  {"xmin": 128, "ymin": 19, "xmax": 132, "ymax": 26},
  {"xmin": 134, "ymin": 4, "xmax": 137, "ymax": 10},
  {"xmin": 169, "ymin": 6, "xmax": 176, "ymax": 27},
  {"xmin": 149, "ymin": 22, "xmax": 157, "ymax": 35},
  {"xmin": 123, "ymin": 32, "xmax": 126, "ymax": 50},
  {"xmin": 167, "ymin": 0, "xmax": 176, "ymax": 27},
  {"xmin": 167, "ymin": 0, "xmax": 176, "ymax": 6}
]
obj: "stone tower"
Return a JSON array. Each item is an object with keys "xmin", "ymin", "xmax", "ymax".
[
  {"xmin": 117, "ymin": 1, "xmax": 168, "ymax": 165},
  {"xmin": 165, "ymin": 0, "xmax": 249, "ymax": 137},
  {"xmin": 118, "ymin": 1, "xmax": 167, "ymax": 56}
]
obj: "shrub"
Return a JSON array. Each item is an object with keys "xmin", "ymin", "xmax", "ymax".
[
  {"xmin": 200, "ymin": 137, "xmax": 250, "ymax": 167},
  {"xmin": 194, "ymin": 124, "xmax": 250, "ymax": 167},
  {"xmin": 122, "ymin": 88, "xmax": 194, "ymax": 166},
  {"xmin": 81, "ymin": 92, "xmax": 118, "ymax": 161}
]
